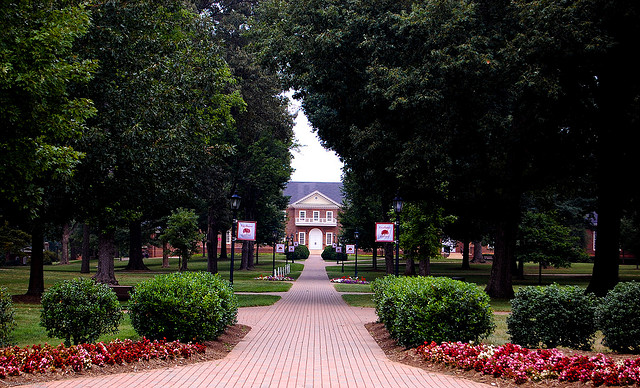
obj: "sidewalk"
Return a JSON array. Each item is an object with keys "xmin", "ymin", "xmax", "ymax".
[{"xmin": 24, "ymin": 255, "xmax": 490, "ymax": 387}]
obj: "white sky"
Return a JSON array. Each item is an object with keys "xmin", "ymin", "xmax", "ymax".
[{"xmin": 287, "ymin": 93, "xmax": 343, "ymax": 182}]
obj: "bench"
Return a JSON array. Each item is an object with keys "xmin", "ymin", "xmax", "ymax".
[{"xmin": 109, "ymin": 285, "xmax": 134, "ymax": 301}]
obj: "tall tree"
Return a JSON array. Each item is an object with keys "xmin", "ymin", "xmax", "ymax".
[{"xmin": 74, "ymin": 0, "xmax": 240, "ymax": 283}]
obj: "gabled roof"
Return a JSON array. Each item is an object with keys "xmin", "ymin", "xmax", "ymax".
[{"xmin": 283, "ymin": 181, "xmax": 343, "ymax": 205}]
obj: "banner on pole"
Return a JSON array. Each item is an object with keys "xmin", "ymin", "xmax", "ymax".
[
  {"xmin": 237, "ymin": 221, "xmax": 257, "ymax": 241},
  {"xmin": 375, "ymin": 222, "xmax": 395, "ymax": 242},
  {"xmin": 276, "ymin": 243, "xmax": 285, "ymax": 253},
  {"xmin": 346, "ymin": 245, "xmax": 355, "ymax": 254}
]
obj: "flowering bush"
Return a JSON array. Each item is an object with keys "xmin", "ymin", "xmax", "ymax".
[
  {"xmin": 254, "ymin": 275, "xmax": 293, "ymax": 281},
  {"xmin": 0, "ymin": 338, "xmax": 205, "ymax": 378},
  {"xmin": 330, "ymin": 276, "xmax": 368, "ymax": 284},
  {"xmin": 417, "ymin": 341, "xmax": 640, "ymax": 386}
]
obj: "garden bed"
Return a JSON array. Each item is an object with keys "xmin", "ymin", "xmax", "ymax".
[
  {"xmin": 366, "ymin": 322, "xmax": 632, "ymax": 388},
  {"xmin": 0, "ymin": 324, "xmax": 249, "ymax": 386}
]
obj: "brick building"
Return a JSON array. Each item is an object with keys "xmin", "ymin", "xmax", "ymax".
[{"xmin": 283, "ymin": 181, "xmax": 343, "ymax": 254}]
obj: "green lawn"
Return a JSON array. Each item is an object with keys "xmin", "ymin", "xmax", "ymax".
[{"xmin": 1, "ymin": 253, "xmax": 299, "ymax": 347}]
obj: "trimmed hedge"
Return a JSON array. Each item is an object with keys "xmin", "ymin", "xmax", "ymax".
[
  {"xmin": 596, "ymin": 281, "xmax": 640, "ymax": 353},
  {"xmin": 290, "ymin": 245, "xmax": 309, "ymax": 260},
  {"xmin": 372, "ymin": 276, "xmax": 494, "ymax": 348},
  {"xmin": 40, "ymin": 278, "xmax": 123, "ymax": 346},
  {"xmin": 129, "ymin": 272, "xmax": 237, "ymax": 342},
  {"xmin": 507, "ymin": 283, "xmax": 597, "ymax": 350},
  {"xmin": 0, "ymin": 287, "xmax": 16, "ymax": 347}
]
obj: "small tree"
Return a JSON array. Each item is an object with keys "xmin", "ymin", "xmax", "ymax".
[
  {"xmin": 161, "ymin": 208, "xmax": 204, "ymax": 271},
  {"xmin": 516, "ymin": 210, "xmax": 588, "ymax": 280}
]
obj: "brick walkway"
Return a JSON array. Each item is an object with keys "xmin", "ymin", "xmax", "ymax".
[{"xmin": 24, "ymin": 255, "xmax": 490, "ymax": 388}]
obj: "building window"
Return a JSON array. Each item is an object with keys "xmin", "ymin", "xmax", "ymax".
[
  {"xmin": 313, "ymin": 211, "xmax": 320, "ymax": 221},
  {"xmin": 299, "ymin": 210, "xmax": 306, "ymax": 219},
  {"xmin": 299, "ymin": 232, "xmax": 306, "ymax": 245},
  {"xmin": 326, "ymin": 211, "xmax": 333, "ymax": 221},
  {"xmin": 326, "ymin": 232, "xmax": 333, "ymax": 246}
]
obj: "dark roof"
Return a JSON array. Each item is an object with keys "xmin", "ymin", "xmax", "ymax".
[{"xmin": 283, "ymin": 181, "xmax": 343, "ymax": 205}]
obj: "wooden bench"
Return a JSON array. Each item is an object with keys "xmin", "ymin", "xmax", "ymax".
[{"xmin": 109, "ymin": 285, "xmax": 134, "ymax": 301}]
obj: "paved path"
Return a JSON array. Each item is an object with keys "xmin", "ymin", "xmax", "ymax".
[{"xmin": 25, "ymin": 255, "xmax": 490, "ymax": 388}]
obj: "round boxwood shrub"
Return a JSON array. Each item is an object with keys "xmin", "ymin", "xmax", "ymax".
[
  {"xmin": 596, "ymin": 281, "xmax": 640, "ymax": 353},
  {"xmin": 0, "ymin": 287, "xmax": 16, "ymax": 347},
  {"xmin": 372, "ymin": 276, "xmax": 494, "ymax": 348},
  {"xmin": 291, "ymin": 245, "xmax": 310, "ymax": 260},
  {"xmin": 40, "ymin": 278, "xmax": 123, "ymax": 346},
  {"xmin": 507, "ymin": 283, "xmax": 597, "ymax": 350},
  {"xmin": 321, "ymin": 246, "xmax": 336, "ymax": 260},
  {"xmin": 129, "ymin": 271, "xmax": 237, "ymax": 342}
]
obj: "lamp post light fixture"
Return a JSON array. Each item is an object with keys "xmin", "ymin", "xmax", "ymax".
[
  {"xmin": 393, "ymin": 195, "xmax": 403, "ymax": 276},
  {"xmin": 354, "ymin": 231, "xmax": 359, "ymax": 278},
  {"xmin": 229, "ymin": 193, "xmax": 241, "ymax": 285}
]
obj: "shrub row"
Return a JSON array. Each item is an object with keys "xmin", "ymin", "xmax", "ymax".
[
  {"xmin": 29, "ymin": 272, "xmax": 238, "ymax": 347},
  {"xmin": 130, "ymin": 271, "xmax": 238, "ymax": 342},
  {"xmin": 0, "ymin": 288, "xmax": 16, "ymax": 347},
  {"xmin": 507, "ymin": 281, "xmax": 640, "ymax": 353},
  {"xmin": 372, "ymin": 276, "xmax": 494, "ymax": 348},
  {"xmin": 321, "ymin": 246, "xmax": 347, "ymax": 261}
]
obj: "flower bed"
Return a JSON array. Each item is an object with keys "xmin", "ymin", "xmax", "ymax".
[
  {"xmin": 330, "ymin": 276, "xmax": 368, "ymax": 284},
  {"xmin": 254, "ymin": 275, "xmax": 293, "ymax": 281},
  {"xmin": 417, "ymin": 341, "xmax": 640, "ymax": 386},
  {"xmin": 0, "ymin": 338, "xmax": 205, "ymax": 378}
]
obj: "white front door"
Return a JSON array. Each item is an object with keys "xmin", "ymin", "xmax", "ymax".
[{"xmin": 309, "ymin": 228, "xmax": 323, "ymax": 251}]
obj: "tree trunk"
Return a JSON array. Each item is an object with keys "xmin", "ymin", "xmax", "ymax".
[
  {"xmin": 219, "ymin": 230, "xmax": 228, "ymax": 259},
  {"xmin": 26, "ymin": 223, "xmax": 45, "ymax": 296},
  {"xmin": 60, "ymin": 222, "xmax": 71, "ymax": 265},
  {"xmin": 404, "ymin": 255, "xmax": 415, "ymax": 276},
  {"xmin": 94, "ymin": 229, "xmax": 118, "ymax": 285},
  {"xmin": 419, "ymin": 257, "xmax": 430, "ymax": 276},
  {"xmin": 472, "ymin": 240, "xmax": 484, "ymax": 263},
  {"xmin": 81, "ymin": 223, "xmax": 91, "ymax": 273},
  {"xmin": 461, "ymin": 238, "xmax": 470, "ymax": 270},
  {"xmin": 162, "ymin": 240, "xmax": 170, "ymax": 268},
  {"xmin": 180, "ymin": 252, "xmax": 188, "ymax": 271},
  {"xmin": 384, "ymin": 242, "xmax": 394, "ymax": 274},
  {"xmin": 206, "ymin": 207, "xmax": 218, "ymax": 274},
  {"xmin": 126, "ymin": 220, "xmax": 149, "ymax": 270},
  {"xmin": 240, "ymin": 241, "xmax": 255, "ymax": 270},
  {"xmin": 485, "ymin": 217, "xmax": 517, "ymax": 299},
  {"xmin": 372, "ymin": 246, "xmax": 378, "ymax": 270}
]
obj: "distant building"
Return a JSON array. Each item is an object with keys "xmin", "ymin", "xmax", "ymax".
[{"xmin": 283, "ymin": 181, "xmax": 343, "ymax": 254}]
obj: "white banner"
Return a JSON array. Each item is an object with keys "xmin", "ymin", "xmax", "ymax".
[
  {"xmin": 237, "ymin": 221, "xmax": 257, "ymax": 241},
  {"xmin": 375, "ymin": 222, "xmax": 395, "ymax": 242}
]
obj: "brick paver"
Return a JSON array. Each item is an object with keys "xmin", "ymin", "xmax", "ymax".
[{"xmin": 23, "ymin": 255, "xmax": 490, "ymax": 387}]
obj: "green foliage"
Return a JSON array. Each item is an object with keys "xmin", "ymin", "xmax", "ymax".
[
  {"xmin": 507, "ymin": 284, "xmax": 597, "ymax": 350},
  {"xmin": 321, "ymin": 246, "xmax": 336, "ymax": 260},
  {"xmin": 1, "ymin": 0, "xmax": 96, "ymax": 212},
  {"xmin": 517, "ymin": 211, "xmax": 588, "ymax": 267},
  {"xmin": 372, "ymin": 276, "xmax": 494, "ymax": 348},
  {"xmin": 0, "ymin": 287, "xmax": 17, "ymax": 347},
  {"xmin": 40, "ymin": 278, "xmax": 123, "ymax": 346},
  {"xmin": 161, "ymin": 208, "xmax": 204, "ymax": 266},
  {"xmin": 129, "ymin": 271, "xmax": 238, "ymax": 342},
  {"xmin": 43, "ymin": 250, "xmax": 59, "ymax": 266},
  {"xmin": 321, "ymin": 245, "xmax": 346, "ymax": 261},
  {"xmin": 0, "ymin": 223, "xmax": 30, "ymax": 260},
  {"xmin": 291, "ymin": 245, "xmax": 310, "ymax": 260},
  {"xmin": 596, "ymin": 281, "xmax": 640, "ymax": 353}
]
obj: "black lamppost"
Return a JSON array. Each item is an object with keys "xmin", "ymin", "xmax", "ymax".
[
  {"xmin": 272, "ymin": 230, "xmax": 278, "ymax": 274},
  {"xmin": 354, "ymin": 231, "xmax": 359, "ymax": 278},
  {"xmin": 290, "ymin": 233, "xmax": 295, "ymax": 263},
  {"xmin": 393, "ymin": 195, "xmax": 403, "ymax": 276},
  {"xmin": 229, "ymin": 193, "xmax": 241, "ymax": 284}
]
